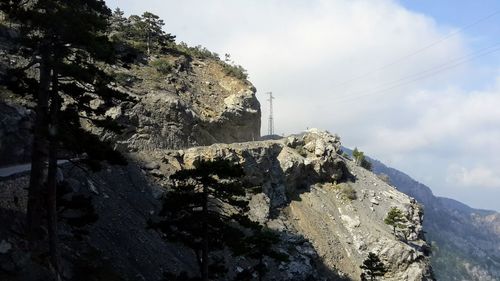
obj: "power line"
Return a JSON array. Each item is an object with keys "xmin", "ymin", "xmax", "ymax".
[
  {"xmin": 334, "ymin": 44, "xmax": 500, "ymax": 104},
  {"xmin": 330, "ymin": 9, "xmax": 500, "ymax": 89},
  {"xmin": 334, "ymin": 42, "xmax": 500, "ymax": 100}
]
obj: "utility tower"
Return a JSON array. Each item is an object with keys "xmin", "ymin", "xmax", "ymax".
[{"xmin": 267, "ymin": 92, "xmax": 274, "ymax": 136}]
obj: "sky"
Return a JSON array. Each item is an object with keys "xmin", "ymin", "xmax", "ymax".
[{"xmin": 105, "ymin": 0, "xmax": 500, "ymax": 211}]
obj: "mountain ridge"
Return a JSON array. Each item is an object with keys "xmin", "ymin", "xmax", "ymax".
[{"xmin": 348, "ymin": 149, "xmax": 500, "ymax": 281}]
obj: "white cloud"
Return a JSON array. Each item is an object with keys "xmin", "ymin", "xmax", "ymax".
[
  {"xmin": 447, "ymin": 164, "xmax": 500, "ymax": 189},
  {"xmin": 370, "ymin": 83, "xmax": 500, "ymax": 154},
  {"xmin": 365, "ymin": 79, "xmax": 500, "ymax": 202},
  {"xmin": 105, "ymin": 0, "xmax": 500, "ymax": 210}
]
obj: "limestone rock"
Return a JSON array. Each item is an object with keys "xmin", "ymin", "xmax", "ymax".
[
  {"xmin": 161, "ymin": 129, "xmax": 433, "ymax": 281},
  {"xmin": 86, "ymin": 59, "xmax": 261, "ymax": 152}
]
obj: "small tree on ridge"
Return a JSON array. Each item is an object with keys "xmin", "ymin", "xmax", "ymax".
[
  {"xmin": 360, "ymin": 252, "xmax": 387, "ymax": 281},
  {"xmin": 384, "ymin": 207, "xmax": 407, "ymax": 236}
]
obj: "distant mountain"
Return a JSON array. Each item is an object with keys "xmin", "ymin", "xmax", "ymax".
[{"xmin": 353, "ymin": 150, "xmax": 500, "ymax": 281}]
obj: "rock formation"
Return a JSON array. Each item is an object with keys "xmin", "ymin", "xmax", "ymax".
[
  {"xmin": 122, "ymin": 129, "xmax": 434, "ymax": 280},
  {"xmin": 89, "ymin": 55, "xmax": 261, "ymax": 152},
  {"xmin": 370, "ymin": 156, "xmax": 500, "ymax": 281},
  {"xmin": 0, "ymin": 22, "xmax": 433, "ymax": 280},
  {"xmin": 0, "ymin": 128, "xmax": 435, "ymax": 280}
]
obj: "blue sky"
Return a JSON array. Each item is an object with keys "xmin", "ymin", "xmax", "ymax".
[
  {"xmin": 105, "ymin": 0, "xmax": 500, "ymax": 211},
  {"xmin": 400, "ymin": 0, "xmax": 500, "ymax": 88}
]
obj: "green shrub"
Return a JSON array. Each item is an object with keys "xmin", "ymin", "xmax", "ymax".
[
  {"xmin": 113, "ymin": 72, "xmax": 136, "ymax": 86},
  {"xmin": 360, "ymin": 158, "xmax": 372, "ymax": 171},
  {"xmin": 384, "ymin": 207, "xmax": 407, "ymax": 235},
  {"xmin": 221, "ymin": 63, "xmax": 248, "ymax": 80},
  {"xmin": 172, "ymin": 43, "xmax": 248, "ymax": 79},
  {"xmin": 341, "ymin": 184, "xmax": 357, "ymax": 200},
  {"xmin": 353, "ymin": 147, "xmax": 372, "ymax": 171},
  {"xmin": 174, "ymin": 42, "xmax": 220, "ymax": 60},
  {"xmin": 341, "ymin": 151, "xmax": 351, "ymax": 159},
  {"xmin": 150, "ymin": 58, "xmax": 173, "ymax": 74}
]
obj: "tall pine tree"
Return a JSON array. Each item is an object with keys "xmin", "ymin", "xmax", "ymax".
[
  {"xmin": 1, "ymin": 0, "xmax": 128, "ymax": 273},
  {"xmin": 150, "ymin": 159, "xmax": 251, "ymax": 281}
]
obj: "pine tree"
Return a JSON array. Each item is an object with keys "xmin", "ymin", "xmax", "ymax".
[
  {"xmin": 384, "ymin": 207, "xmax": 407, "ymax": 236},
  {"xmin": 1, "ymin": 0, "xmax": 128, "ymax": 273},
  {"xmin": 141, "ymin": 12, "xmax": 163, "ymax": 56},
  {"xmin": 125, "ymin": 11, "xmax": 175, "ymax": 56},
  {"xmin": 150, "ymin": 159, "xmax": 250, "ymax": 281},
  {"xmin": 110, "ymin": 7, "xmax": 128, "ymax": 34},
  {"xmin": 233, "ymin": 225, "xmax": 289, "ymax": 281},
  {"xmin": 360, "ymin": 252, "xmax": 387, "ymax": 281},
  {"xmin": 352, "ymin": 147, "xmax": 372, "ymax": 171}
]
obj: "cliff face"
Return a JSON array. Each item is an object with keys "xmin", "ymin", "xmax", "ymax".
[
  {"xmin": 90, "ymin": 54, "xmax": 261, "ymax": 152},
  {"xmin": 0, "ymin": 25, "xmax": 432, "ymax": 280},
  {"xmin": 370, "ymin": 157, "xmax": 500, "ymax": 281},
  {"xmin": 0, "ymin": 130, "xmax": 434, "ymax": 281},
  {"xmin": 127, "ymin": 129, "xmax": 434, "ymax": 280},
  {"xmin": 0, "ymin": 26, "xmax": 261, "ymax": 167}
]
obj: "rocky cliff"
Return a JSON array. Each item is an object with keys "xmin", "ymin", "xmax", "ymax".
[
  {"xmin": 0, "ymin": 22, "xmax": 433, "ymax": 280},
  {"xmin": 90, "ymin": 53, "xmax": 260, "ymax": 152},
  {"xmin": 369, "ymin": 156, "xmax": 500, "ymax": 281},
  {"xmin": 0, "ymin": 130, "xmax": 434, "ymax": 280},
  {"xmin": 0, "ymin": 24, "xmax": 261, "ymax": 167}
]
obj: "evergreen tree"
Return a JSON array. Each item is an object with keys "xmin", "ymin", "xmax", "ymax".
[
  {"xmin": 352, "ymin": 147, "xmax": 372, "ymax": 171},
  {"xmin": 234, "ymin": 226, "xmax": 289, "ymax": 281},
  {"xmin": 384, "ymin": 207, "xmax": 407, "ymax": 236},
  {"xmin": 360, "ymin": 157, "xmax": 372, "ymax": 171},
  {"xmin": 360, "ymin": 252, "xmax": 387, "ymax": 281},
  {"xmin": 110, "ymin": 7, "xmax": 128, "ymax": 34},
  {"xmin": 141, "ymin": 12, "xmax": 163, "ymax": 56},
  {"xmin": 0, "ymin": 0, "xmax": 128, "ymax": 274},
  {"xmin": 352, "ymin": 147, "xmax": 362, "ymax": 165},
  {"xmin": 150, "ymin": 159, "xmax": 250, "ymax": 281},
  {"xmin": 125, "ymin": 11, "xmax": 175, "ymax": 56}
]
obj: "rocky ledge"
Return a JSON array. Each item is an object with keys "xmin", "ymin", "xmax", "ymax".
[
  {"xmin": 133, "ymin": 129, "xmax": 435, "ymax": 280},
  {"xmin": 86, "ymin": 56, "xmax": 261, "ymax": 152}
]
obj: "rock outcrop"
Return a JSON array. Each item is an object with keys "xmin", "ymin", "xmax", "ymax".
[
  {"xmin": 370, "ymin": 156, "xmax": 500, "ymax": 281},
  {"xmin": 0, "ymin": 24, "xmax": 433, "ymax": 280},
  {"xmin": 0, "ymin": 129, "xmax": 434, "ymax": 281},
  {"xmin": 129, "ymin": 129, "xmax": 434, "ymax": 280},
  {"xmin": 90, "ymin": 55, "xmax": 261, "ymax": 152},
  {"xmin": 1, "ymin": 34, "xmax": 261, "ymax": 166}
]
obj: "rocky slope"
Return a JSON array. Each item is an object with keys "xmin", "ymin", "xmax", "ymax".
[
  {"xmin": 0, "ymin": 23, "xmax": 260, "ymax": 167},
  {"xmin": 368, "ymin": 156, "xmax": 500, "ymax": 281},
  {"xmin": 90, "ymin": 53, "xmax": 260, "ymax": 152},
  {"xmin": 0, "ymin": 129, "xmax": 434, "ymax": 280},
  {"xmin": 0, "ymin": 22, "xmax": 433, "ymax": 280}
]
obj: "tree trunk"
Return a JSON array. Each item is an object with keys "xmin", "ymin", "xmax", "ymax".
[
  {"xmin": 47, "ymin": 66, "xmax": 60, "ymax": 273},
  {"xmin": 27, "ymin": 50, "xmax": 51, "ymax": 244},
  {"xmin": 201, "ymin": 186, "xmax": 209, "ymax": 281},
  {"xmin": 147, "ymin": 31, "xmax": 151, "ymax": 56}
]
